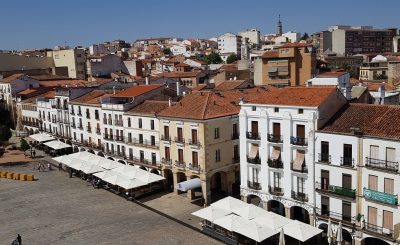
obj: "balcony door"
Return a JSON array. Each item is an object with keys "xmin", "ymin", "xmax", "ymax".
[
  {"xmin": 191, "ymin": 129, "xmax": 198, "ymax": 144},
  {"xmin": 343, "ymin": 144, "xmax": 352, "ymax": 165},
  {"xmin": 192, "ymin": 151, "xmax": 198, "ymax": 168},
  {"xmin": 342, "ymin": 174, "xmax": 352, "ymax": 189},
  {"xmin": 165, "ymin": 147, "xmax": 170, "ymax": 161},
  {"xmin": 273, "ymin": 123, "xmax": 280, "ymax": 136},
  {"xmin": 386, "ymin": 147, "xmax": 396, "ymax": 163},
  {"xmin": 321, "ymin": 141, "xmax": 329, "ymax": 162},
  {"xmin": 321, "ymin": 196, "xmax": 329, "ymax": 216},
  {"xmin": 296, "ymin": 125, "xmax": 305, "ymax": 138},
  {"xmin": 321, "ymin": 170, "xmax": 329, "ymax": 190},
  {"xmin": 297, "ymin": 177, "xmax": 305, "ymax": 194},
  {"xmin": 177, "ymin": 127, "xmax": 183, "ymax": 141},
  {"xmin": 342, "ymin": 201, "xmax": 351, "ymax": 222},
  {"xmin": 370, "ymin": 145, "xmax": 379, "ymax": 159},
  {"xmin": 368, "ymin": 206, "xmax": 377, "ymax": 226},
  {"xmin": 178, "ymin": 149, "xmax": 184, "ymax": 163},
  {"xmin": 251, "ymin": 121, "xmax": 258, "ymax": 134},
  {"xmin": 140, "ymin": 150, "xmax": 144, "ymax": 162},
  {"xmin": 164, "ymin": 126, "xmax": 169, "ymax": 138}
]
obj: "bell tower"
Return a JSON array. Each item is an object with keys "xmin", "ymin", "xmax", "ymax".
[{"xmin": 277, "ymin": 14, "xmax": 283, "ymax": 36}]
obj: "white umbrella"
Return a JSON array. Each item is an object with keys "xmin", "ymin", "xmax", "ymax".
[
  {"xmin": 336, "ymin": 222, "xmax": 343, "ymax": 245},
  {"xmin": 117, "ymin": 177, "xmax": 147, "ymax": 189},
  {"xmin": 211, "ymin": 196, "xmax": 248, "ymax": 212},
  {"xmin": 97, "ymin": 159, "xmax": 124, "ymax": 170},
  {"xmin": 279, "ymin": 227, "xmax": 285, "ymax": 245},
  {"xmin": 135, "ymin": 171, "xmax": 165, "ymax": 184},
  {"xmin": 93, "ymin": 170, "xmax": 118, "ymax": 180},
  {"xmin": 283, "ymin": 220, "xmax": 323, "ymax": 242},
  {"xmin": 80, "ymin": 164, "xmax": 106, "ymax": 174},
  {"xmin": 236, "ymin": 221, "xmax": 278, "ymax": 242},
  {"xmin": 213, "ymin": 214, "xmax": 246, "ymax": 231},
  {"xmin": 253, "ymin": 212, "xmax": 292, "ymax": 230},
  {"xmin": 191, "ymin": 206, "xmax": 230, "ymax": 222},
  {"xmin": 232, "ymin": 204, "xmax": 266, "ymax": 220},
  {"xmin": 327, "ymin": 218, "xmax": 333, "ymax": 244}
]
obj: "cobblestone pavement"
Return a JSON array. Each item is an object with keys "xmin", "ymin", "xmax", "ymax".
[{"xmin": 0, "ymin": 162, "xmax": 221, "ymax": 245}]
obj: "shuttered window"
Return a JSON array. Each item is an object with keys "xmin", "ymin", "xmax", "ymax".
[
  {"xmin": 368, "ymin": 175, "xmax": 378, "ymax": 191},
  {"xmin": 384, "ymin": 178, "xmax": 394, "ymax": 194}
]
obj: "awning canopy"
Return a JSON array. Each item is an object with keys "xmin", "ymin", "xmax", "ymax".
[
  {"xmin": 268, "ymin": 67, "xmax": 278, "ymax": 73},
  {"xmin": 191, "ymin": 206, "xmax": 230, "ymax": 222},
  {"xmin": 293, "ymin": 150, "xmax": 305, "ymax": 171},
  {"xmin": 253, "ymin": 212, "xmax": 292, "ymax": 230},
  {"xmin": 177, "ymin": 178, "xmax": 202, "ymax": 191},
  {"xmin": 283, "ymin": 220, "xmax": 322, "ymax": 242},
  {"xmin": 210, "ymin": 196, "xmax": 248, "ymax": 212},
  {"xmin": 29, "ymin": 133, "xmax": 55, "ymax": 143},
  {"xmin": 271, "ymin": 147, "xmax": 281, "ymax": 160},
  {"xmin": 43, "ymin": 140, "xmax": 71, "ymax": 150},
  {"xmin": 248, "ymin": 145, "xmax": 259, "ymax": 159},
  {"xmin": 232, "ymin": 204, "xmax": 266, "ymax": 220}
]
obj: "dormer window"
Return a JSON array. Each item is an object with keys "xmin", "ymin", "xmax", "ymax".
[
  {"xmin": 274, "ymin": 107, "xmax": 279, "ymax": 113},
  {"xmin": 252, "ymin": 106, "xmax": 256, "ymax": 111},
  {"xmin": 298, "ymin": 109, "xmax": 304, "ymax": 114}
]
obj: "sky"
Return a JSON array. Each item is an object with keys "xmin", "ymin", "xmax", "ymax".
[{"xmin": 1, "ymin": 0, "xmax": 399, "ymax": 50}]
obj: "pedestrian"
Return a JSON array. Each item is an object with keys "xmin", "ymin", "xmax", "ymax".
[
  {"xmin": 47, "ymin": 163, "xmax": 51, "ymax": 171},
  {"xmin": 58, "ymin": 163, "xmax": 62, "ymax": 171},
  {"xmin": 17, "ymin": 234, "xmax": 21, "ymax": 245},
  {"xmin": 32, "ymin": 150, "xmax": 36, "ymax": 158},
  {"xmin": 96, "ymin": 179, "xmax": 101, "ymax": 189}
]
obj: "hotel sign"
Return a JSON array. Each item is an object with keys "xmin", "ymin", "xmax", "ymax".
[{"xmin": 363, "ymin": 188, "xmax": 398, "ymax": 205}]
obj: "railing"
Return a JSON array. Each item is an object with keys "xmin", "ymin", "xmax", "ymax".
[
  {"xmin": 96, "ymin": 128, "xmax": 101, "ymax": 135},
  {"xmin": 267, "ymin": 134, "xmax": 283, "ymax": 143},
  {"xmin": 174, "ymin": 137, "xmax": 185, "ymax": 144},
  {"xmin": 247, "ymin": 156, "xmax": 261, "ymax": 165},
  {"xmin": 161, "ymin": 135, "xmax": 171, "ymax": 142},
  {"xmin": 77, "ymin": 111, "xmax": 82, "ymax": 116},
  {"xmin": 70, "ymin": 111, "xmax": 75, "ymax": 115},
  {"xmin": 231, "ymin": 133, "xmax": 239, "ymax": 140},
  {"xmin": 363, "ymin": 188, "xmax": 398, "ymax": 205},
  {"xmin": 77, "ymin": 124, "xmax": 83, "ymax": 130},
  {"xmin": 365, "ymin": 222, "xmax": 394, "ymax": 238},
  {"xmin": 340, "ymin": 157, "xmax": 354, "ymax": 168},
  {"xmin": 268, "ymin": 186, "xmax": 284, "ymax": 196},
  {"xmin": 290, "ymin": 136, "xmax": 307, "ymax": 146},
  {"xmin": 188, "ymin": 163, "xmax": 200, "ymax": 173},
  {"xmin": 115, "ymin": 136, "xmax": 124, "ymax": 142},
  {"xmin": 315, "ymin": 182, "xmax": 356, "ymax": 199},
  {"xmin": 318, "ymin": 153, "xmax": 331, "ymax": 163},
  {"xmin": 315, "ymin": 208, "xmax": 355, "ymax": 224},
  {"xmin": 188, "ymin": 139, "xmax": 201, "ymax": 147},
  {"xmin": 232, "ymin": 157, "xmax": 240, "ymax": 164},
  {"xmin": 174, "ymin": 161, "xmax": 186, "ymax": 169},
  {"xmin": 248, "ymin": 181, "xmax": 261, "ymax": 190},
  {"xmin": 290, "ymin": 162, "xmax": 308, "ymax": 173},
  {"xmin": 291, "ymin": 191, "xmax": 308, "ymax": 202},
  {"xmin": 128, "ymin": 138, "xmax": 159, "ymax": 148},
  {"xmin": 365, "ymin": 157, "xmax": 398, "ymax": 172},
  {"xmin": 129, "ymin": 157, "xmax": 160, "ymax": 167},
  {"xmin": 161, "ymin": 158, "xmax": 172, "ymax": 167},
  {"xmin": 268, "ymin": 158, "xmax": 283, "ymax": 169},
  {"xmin": 71, "ymin": 123, "xmax": 76, "ymax": 128},
  {"xmin": 108, "ymin": 119, "xmax": 112, "ymax": 125},
  {"xmin": 103, "ymin": 119, "xmax": 107, "ymax": 125},
  {"xmin": 22, "ymin": 121, "xmax": 39, "ymax": 127},
  {"xmin": 246, "ymin": 132, "xmax": 260, "ymax": 140},
  {"xmin": 104, "ymin": 134, "xmax": 114, "ymax": 140},
  {"xmin": 115, "ymin": 120, "xmax": 123, "ymax": 127}
]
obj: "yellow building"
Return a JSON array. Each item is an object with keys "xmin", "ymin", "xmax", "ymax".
[
  {"xmin": 158, "ymin": 88, "xmax": 269, "ymax": 204},
  {"xmin": 254, "ymin": 43, "xmax": 317, "ymax": 87}
]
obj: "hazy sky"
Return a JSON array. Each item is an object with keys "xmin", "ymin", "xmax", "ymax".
[{"xmin": 1, "ymin": 0, "xmax": 398, "ymax": 50}]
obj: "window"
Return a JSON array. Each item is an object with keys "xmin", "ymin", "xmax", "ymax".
[
  {"xmin": 252, "ymin": 168, "xmax": 259, "ymax": 183},
  {"xmin": 94, "ymin": 110, "xmax": 99, "ymax": 120},
  {"xmin": 321, "ymin": 141, "xmax": 329, "ymax": 162},
  {"xmin": 139, "ymin": 134, "xmax": 143, "ymax": 144},
  {"xmin": 191, "ymin": 129, "xmax": 198, "ymax": 144},
  {"xmin": 342, "ymin": 174, "xmax": 352, "ymax": 189},
  {"xmin": 273, "ymin": 172, "xmax": 281, "ymax": 188},
  {"xmin": 140, "ymin": 150, "xmax": 144, "ymax": 162},
  {"xmin": 384, "ymin": 178, "xmax": 394, "ymax": 194},
  {"xmin": 192, "ymin": 151, "xmax": 198, "ymax": 167},
  {"xmin": 296, "ymin": 124, "xmax": 305, "ymax": 138},
  {"xmin": 214, "ymin": 128, "xmax": 220, "ymax": 139},
  {"xmin": 368, "ymin": 206, "xmax": 377, "ymax": 226},
  {"xmin": 297, "ymin": 177, "xmax": 305, "ymax": 194},
  {"xmin": 342, "ymin": 201, "xmax": 352, "ymax": 222},
  {"xmin": 164, "ymin": 126, "xmax": 169, "ymax": 138},
  {"xmin": 233, "ymin": 145, "xmax": 239, "ymax": 160},
  {"xmin": 252, "ymin": 106, "xmax": 256, "ymax": 111},
  {"xmin": 368, "ymin": 175, "xmax": 378, "ymax": 190},
  {"xmin": 178, "ymin": 149, "xmax": 184, "ymax": 162},
  {"xmin": 321, "ymin": 196, "xmax": 330, "ymax": 215},
  {"xmin": 151, "ymin": 135, "xmax": 155, "ymax": 146},
  {"xmin": 151, "ymin": 153, "xmax": 156, "ymax": 164},
  {"xmin": 298, "ymin": 109, "xmax": 304, "ymax": 114},
  {"xmin": 383, "ymin": 211, "xmax": 393, "ymax": 231},
  {"xmin": 150, "ymin": 120, "xmax": 155, "ymax": 130},
  {"xmin": 127, "ymin": 118, "xmax": 131, "ymax": 127},
  {"xmin": 343, "ymin": 144, "xmax": 352, "ymax": 165},
  {"xmin": 165, "ymin": 147, "xmax": 170, "ymax": 161},
  {"xmin": 215, "ymin": 149, "xmax": 221, "ymax": 162},
  {"xmin": 321, "ymin": 170, "xmax": 329, "ymax": 190},
  {"xmin": 232, "ymin": 124, "xmax": 238, "ymax": 139},
  {"xmin": 274, "ymin": 107, "xmax": 279, "ymax": 112},
  {"xmin": 138, "ymin": 118, "xmax": 142, "ymax": 128}
]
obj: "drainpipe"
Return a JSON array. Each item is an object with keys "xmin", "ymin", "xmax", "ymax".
[{"xmin": 356, "ymin": 134, "xmax": 363, "ymax": 235}]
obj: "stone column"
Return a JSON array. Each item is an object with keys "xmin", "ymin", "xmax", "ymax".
[
  {"xmin": 285, "ymin": 207, "xmax": 291, "ymax": 219},
  {"xmin": 202, "ymin": 178, "xmax": 211, "ymax": 206},
  {"xmin": 173, "ymin": 172, "xmax": 179, "ymax": 194}
]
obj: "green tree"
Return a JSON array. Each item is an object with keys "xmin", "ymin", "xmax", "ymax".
[
  {"xmin": 163, "ymin": 48, "xmax": 172, "ymax": 55},
  {"xmin": 20, "ymin": 138, "xmax": 30, "ymax": 151},
  {"xmin": 301, "ymin": 32, "xmax": 309, "ymax": 41},
  {"xmin": 204, "ymin": 52, "xmax": 223, "ymax": 64},
  {"xmin": 0, "ymin": 125, "xmax": 11, "ymax": 144},
  {"xmin": 226, "ymin": 54, "xmax": 238, "ymax": 64}
]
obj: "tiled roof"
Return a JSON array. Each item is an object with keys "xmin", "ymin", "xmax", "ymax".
[
  {"xmin": 317, "ymin": 71, "xmax": 347, "ymax": 78},
  {"xmin": 216, "ymin": 80, "xmax": 249, "ymax": 91},
  {"xmin": 126, "ymin": 100, "xmax": 170, "ymax": 115},
  {"xmin": 112, "ymin": 85, "xmax": 162, "ymax": 98},
  {"xmin": 39, "ymin": 79, "xmax": 112, "ymax": 88},
  {"xmin": 175, "ymin": 63, "xmax": 190, "ymax": 67},
  {"xmin": 249, "ymin": 87, "xmax": 337, "ymax": 107},
  {"xmin": 1, "ymin": 74, "xmax": 25, "ymax": 83},
  {"xmin": 261, "ymin": 51, "xmax": 279, "ymax": 59},
  {"xmin": 279, "ymin": 42, "xmax": 313, "ymax": 48},
  {"xmin": 320, "ymin": 104, "xmax": 400, "ymax": 140},
  {"xmin": 159, "ymin": 71, "xmax": 201, "ymax": 78},
  {"xmin": 70, "ymin": 90, "xmax": 111, "ymax": 105},
  {"xmin": 158, "ymin": 87, "xmax": 273, "ymax": 120},
  {"xmin": 30, "ymin": 74, "xmax": 69, "ymax": 81}
]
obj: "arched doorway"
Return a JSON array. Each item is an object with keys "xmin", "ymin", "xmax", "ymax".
[
  {"xmin": 87, "ymin": 149, "xmax": 95, "ymax": 154},
  {"xmin": 362, "ymin": 237, "xmax": 390, "ymax": 245},
  {"xmin": 34, "ymin": 129, "xmax": 39, "ymax": 134},
  {"xmin": 342, "ymin": 229, "xmax": 352, "ymax": 245},
  {"xmin": 247, "ymin": 194, "xmax": 262, "ymax": 207},
  {"xmin": 66, "ymin": 140, "xmax": 72, "ymax": 145},
  {"xmin": 118, "ymin": 160, "xmax": 126, "ymax": 165},
  {"xmin": 163, "ymin": 169, "xmax": 173, "ymax": 192},
  {"xmin": 176, "ymin": 172, "xmax": 187, "ymax": 194},
  {"xmin": 73, "ymin": 146, "xmax": 79, "ymax": 153},
  {"xmin": 29, "ymin": 128, "xmax": 34, "ymax": 135},
  {"xmin": 107, "ymin": 157, "xmax": 115, "ymax": 161},
  {"xmin": 80, "ymin": 148, "xmax": 86, "ymax": 152},
  {"xmin": 151, "ymin": 169, "xmax": 160, "ymax": 175},
  {"xmin": 97, "ymin": 152, "xmax": 105, "ymax": 157},
  {"xmin": 290, "ymin": 206, "xmax": 310, "ymax": 224},
  {"xmin": 139, "ymin": 166, "xmax": 147, "ymax": 171},
  {"xmin": 267, "ymin": 200, "xmax": 285, "ymax": 217}
]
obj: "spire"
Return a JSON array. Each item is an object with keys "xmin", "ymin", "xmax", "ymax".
[{"xmin": 277, "ymin": 14, "xmax": 283, "ymax": 36}]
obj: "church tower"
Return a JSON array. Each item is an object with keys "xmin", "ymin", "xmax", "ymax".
[{"xmin": 277, "ymin": 14, "xmax": 283, "ymax": 36}]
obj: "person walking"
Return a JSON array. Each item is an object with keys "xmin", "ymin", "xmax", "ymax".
[{"xmin": 17, "ymin": 234, "xmax": 21, "ymax": 245}]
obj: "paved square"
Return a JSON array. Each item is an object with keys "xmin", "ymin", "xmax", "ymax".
[{"xmin": 0, "ymin": 162, "xmax": 221, "ymax": 245}]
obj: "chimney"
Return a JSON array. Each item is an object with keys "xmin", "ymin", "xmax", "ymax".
[
  {"xmin": 145, "ymin": 76, "xmax": 149, "ymax": 85},
  {"xmin": 176, "ymin": 81, "xmax": 180, "ymax": 96},
  {"xmin": 345, "ymin": 84, "xmax": 352, "ymax": 100},
  {"xmin": 379, "ymin": 82, "xmax": 385, "ymax": 104},
  {"xmin": 234, "ymin": 76, "xmax": 237, "ymax": 80}
]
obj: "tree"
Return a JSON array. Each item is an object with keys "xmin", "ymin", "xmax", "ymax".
[
  {"xmin": 204, "ymin": 52, "xmax": 223, "ymax": 64},
  {"xmin": 226, "ymin": 54, "xmax": 238, "ymax": 64},
  {"xmin": 0, "ymin": 125, "xmax": 11, "ymax": 144},
  {"xmin": 20, "ymin": 138, "xmax": 30, "ymax": 152},
  {"xmin": 163, "ymin": 48, "xmax": 172, "ymax": 55},
  {"xmin": 301, "ymin": 32, "xmax": 309, "ymax": 41}
]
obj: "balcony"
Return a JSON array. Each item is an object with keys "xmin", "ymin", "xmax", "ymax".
[
  {"xmin": 318, "ymin": 153, "xmax": 331, "ymax": 164},
  {"xmin": 231, "ymin": 133, "xmax": 239, "ymax": 140},
  {"xmin": 290, "ymin": 162, "xmax": 308, "ymax": 173},
  {"xmin": 365, "ymin": 157, "xmax": 398, "ymax": 173},
  {"xmin": 96, "ymin": 128, "xmax": 101, "ymax": 135},
  {"xmin": 316, "ymin": 182, "xmax": 356, "ymax": 199},
  {"xmin": 247, "ymin": 156, "xmax": 261, "ymax": 165},
  {"xmin": 115, "ymin": 136, "xmax": 124, "ymax": 142},
  {"xmin": 290, "ymin": 136, "xmax": 307, "ymax": 146},
  {"xmin": 103, "ymin": 119, "xmax": 107, "ymax": 125},
  {"xmin": 115, "ymin": 120, "xmax": 123, "ymax": 127},
  {"xmin": 246, "ymin": 132, "xmax": 260, "ymax": 140},
  {"xmin": 77, "ymin": 124, "xmax": 83, "ymax": 130},
  {"xmin": 188, "ymin": 163, "xmax": 201, "ymax": 173},
  {"xmin": 315, "ymin": 209, "xmax": 354, "ymax": 225},
  {"xmin": 363, "ymin": 188, "xmax": 398, "ymax": 205},
  {"xmin": 291, "ymin": 191, "xmax": 308, "ymax": 202},
  {"xmin": 174, "ymin": 161, "xmax": 186, "ymax": 170},
  {"xmin": 268, "ymin": 158, "xmax": 283, "ymax": 169},
  {"xmin": 95, "ymin": 116, "xmax": 100, "ymax": 121},
  {"xmin": 248, "ymin": 181, "xmax": 261, "ymax": 190},
  {"xmin": 71, "ymin": 123, "xmax": 76, "ymax": 128},
  {"xmin": 70, "ymin": 111, "xmax": 75, "ymax": 115},
  {"xmin": 364, "ymin": 223, "xmax": 393, "ymax": 238},
  {"xmin": 174, "ymin": 137, "xmax": 185, "ymax": 144},
  {"xmin": 86, "ymin": 126, "xmax": 92, "ymax": 133},
  {"xmin": 188, "ymin": 139, "xmax": 201, "ymax": 147},
  {"xmin": 161, "ymin": 158, "xmax": 172, "ymax": 167},
  {"xmin": 128, "ymin": 138, "xmax": 159, "ymax": 149},
  {"xmin": 267, "ymin": 134, "xmax": 283, "ymax": 143},
  {"xmin": 161, "ymin": 135, "xmax": 171, "ymax": 142},
  {"xmin": 340, "ymin": 157, "xmax": 354, "ymax": 168},
  {"xmin": 77, "ymin": 112, "xmax": 82, "ymax": 116},
  {"xmin": 268, "ymin": 186, "xmax": 284, "ymax": 196},
  {"xmin": 103, "ymin": 134, "xmax": 114, "ymax": 141}
]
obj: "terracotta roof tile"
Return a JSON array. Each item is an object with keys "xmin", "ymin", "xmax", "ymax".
[
  {"xmin": 279, "ymin": 42, "xmax": 313, "ymax": 48},
  {"xmin": 1, "ymin": 74, "xmax": 26, "ymax": 83},
  {"xmin": 320, "ymin": 104, "xmax": 400, "ymax": 140},
  {"xmin": 216, "ymin": 80, "xmax": 249, "ymax": 91},
  {"xmin": 261, "ymin": 51, "xmax": 279, "ymax": 59},
  {"xmin": 126, "ymin": 100, "xmax": 170, "ymax": 115},
  {"xmin": 249, "ymin": 87, "xmax": 337, "ymax": 107},
  {"xmin": 70, "ymin": 90, "xmax": 111, "ymax": 105},
  {"xmin": 159, "ymin": 71, "xmax": 201, "ymax": 78},
  {"xmin": 112, "ymin": 85, "xmax": 162, "ymax": 98}
]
